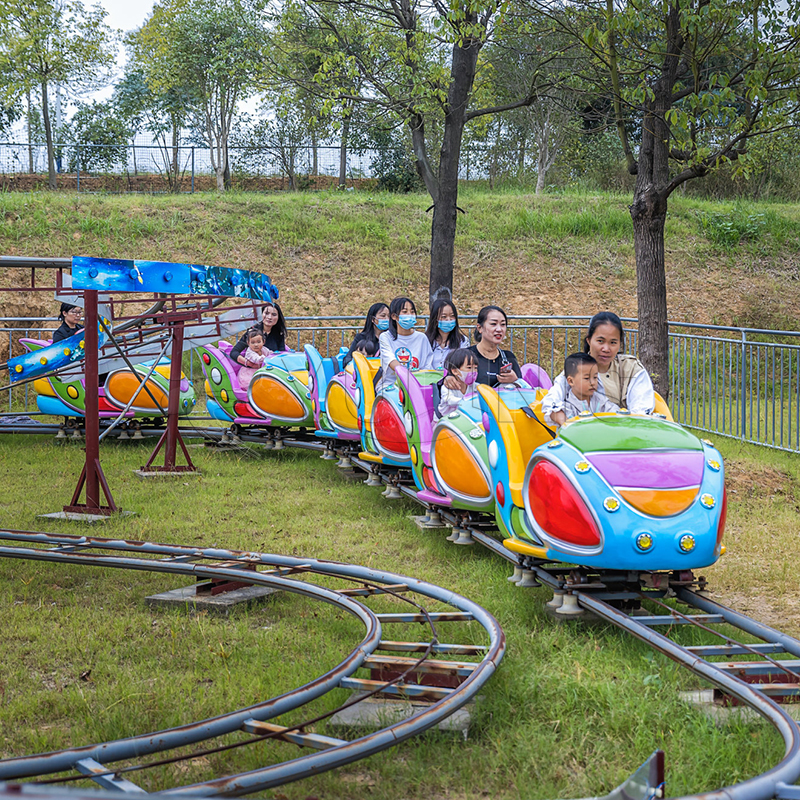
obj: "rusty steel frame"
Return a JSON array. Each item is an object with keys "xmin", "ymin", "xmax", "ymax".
[{"xmin": 0, "ymin": 529, "xmax": 505, "ymax": 797}]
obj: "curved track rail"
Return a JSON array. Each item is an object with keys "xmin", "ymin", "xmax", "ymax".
[
  {"xmin": 5, "ymin": 426, "xmax": 800, "ymax": 800},
  {"xmin": 0, "ymin": 531, "xmax": 504, "ymax": 797},
  {"xmin": 196, "ymin": 427, "xmax": 800, "ymax": 800}
]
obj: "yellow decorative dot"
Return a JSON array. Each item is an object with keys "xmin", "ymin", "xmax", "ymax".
[
  {"xmin": 63, "ymin": 348, "xmax": 70, "ymax": 356},
  {"xmin": 39, "ymin": 356, "xmax": 48, "ymax": 365},
  {"xmin": 15, "ymin": 364, "xmax": 22, "ymax": 373},
  {"xmin": 604, "ymin": 497, "xmax": 620, "ymax": 512},
  {"xmin": 221, "ymin": 389, "xmax": 229, "ymax": 403},
  {"xmin": 574, "ymin": 460, "xmax": 591, "ymax": 473},
  {"xmin": 679, "ymin": 534, "xmax": 696, "ymax": 552},
  {"xmin": 79, "ymin": 341, "xmax": 85, "ymax": 349},
  {"xmin": 702, "ymin": 438, "xmax": 714, "ymax": 446},
  {"xmin": 707, "ymin": 460, "xmax": 721, "ymax": 472},
  {"xmin": 700, "ymin": 493, "xmax": 716, "ymax": 509},
  {"xmin": 410, "ymin": 446, "xmax": 418, "ymax": 466},
  {"xmin": 636, "ymin": 533, "xmax": 653, "ymax": 551},
  {"xmin": 67, "ymin": 386, "xmax": 79, "ymax": 400}
]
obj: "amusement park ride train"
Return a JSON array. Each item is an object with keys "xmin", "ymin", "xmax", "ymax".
[{"xmin": 17, "ymin": 259, "xmax": 727, "ymax": 580}]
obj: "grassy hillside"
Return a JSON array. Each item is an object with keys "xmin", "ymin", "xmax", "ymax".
[{"xmin": 1, "ymin": 188, "xmax": 799, "ymax": 329}]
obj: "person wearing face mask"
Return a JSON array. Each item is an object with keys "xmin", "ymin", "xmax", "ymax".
[
  {"xmin": 376, "ymin": 296, "xmax": 433, "ymax": 391},
  {"xmin": 230, "ymin": 302, "xmax": 288, "ymax": 366},
  {"xmin": 342, "ymin": 302, "xmax": 389, "ymax": 368},
  {"xmin": 437, "ymin": 349, "xmax": 479, "ymax": 416},
  {"xmin": 425, "ymin": 299, "xmax": 470, "ymax": 371}
]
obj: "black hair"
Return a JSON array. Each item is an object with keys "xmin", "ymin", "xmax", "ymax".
[
  {"xmin": 246, "ymin": 327, "xmax": 265, "ymax": 343},
  {"xmin": 425, "ymin": 298, "xmax": 464, "ymax": 351},
  {"xmin": 565, "ymin": 352, "xmax": 597, "ymax": 378},
  {"xmin": 262, "ymin": 301, "xmax": 288, "ymax": 344},
  {"xmin": 387, "ymin": 296, "xmax": 416, "ymax": 338},
  {"xmin": 362, "ymin": 303, "xmax": 389, "ymax": 334},
  {"xmin": 444, "ymin": 348, "xmax": 477, "ymax": 375},
  {"xmin": 584, "ymin": 311, "xmax": 625, "ymax": 352},
  {"xmin": 473, "ymin": 305, "xmax": 508, "ymax": 343},
  {"xmin": 354, "ymin": 338, "xmax": 378, "ymax": 357},
  {"xmin": 58, "ymin": 302, "xmax": 81, "ymax": 321}
]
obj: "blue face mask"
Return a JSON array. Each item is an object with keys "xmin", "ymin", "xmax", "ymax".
[
  {"xmin": 375, "ymin": 318, "xmax": 390, "ymax": 331},
  {"xmin": 438, "ymin": 319, "xmax": 456, "ymax": 333},
  {"xmin": 397, "ymin": 314, "xmax": 417, "ymax": 330}
]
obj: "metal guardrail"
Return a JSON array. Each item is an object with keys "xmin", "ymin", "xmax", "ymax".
[{"xmin": 3, "ymin": 314, "xmax": 800, "ymax": 453}]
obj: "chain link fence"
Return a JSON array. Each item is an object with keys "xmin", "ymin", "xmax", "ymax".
[{"xmin": 0, "ymin": 141, "xmax": 388, "ymax": 193}]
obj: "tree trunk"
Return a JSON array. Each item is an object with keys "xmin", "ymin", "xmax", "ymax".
[
  {"xmin": 631, "ymin": 187, "xmax": 669, "ymax": 400},
  {"xmin": 171, "ymin": 124, "xmax": 179, "ymax": 193},
  {"xmin": 223, "ymin": 155, "xmax": 231, "ymax": 190},
  {"xmin": 311, "ymin": 130, "xmax": 318, "ymax": 177},
  {"xmin": 338, "ymin": 114, "xmax": 350, "ymax": 188},
  {"xmin": 26, "ymin": 90, "xmax": 34, "ymax": 174},
  {"xmin": 132, "ymin": 141, "xmax": 138, "ymax": 176},
  {"xmin": 41, "ymin": 81, "xmax": 56, "ymax": 190},
  {"xmin": 429, "ymin": 37, "xmax": 481, "ymax": 305}
]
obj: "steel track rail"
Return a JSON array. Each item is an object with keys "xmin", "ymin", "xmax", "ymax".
[
  {"xmin": 6, "ymin": 425, "xmax": 800, "ymax": 798},
  {"xmin": 0, "ymin": 531, "xmax": 504, "ymax": 797}
]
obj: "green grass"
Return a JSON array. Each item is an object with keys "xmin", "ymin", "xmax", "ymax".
[{"xmin": 1, "ymin": 432, "xmax": 797, "ymax": 798}]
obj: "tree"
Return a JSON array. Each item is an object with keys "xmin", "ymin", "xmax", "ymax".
[
  {"xmin": 0, "ymin": 0, "xmax": 116, "ymax": 189},
  {"xmin": 68, "ymin": 100, "xmax": 132, "ymax": 173},
  {"xmin": 114, "ymin": 67, "xmax": 193, "ymax": 190},
  {"xmin": 526, "ymin": 0, "xmax": 800, "ymax": 396},
  {"xmin": 128, "ymin": 0, "xmax": 267, "ymax": 191},
  {"xmin": 279, "ymin": 0, "xmax": 543, "ymax": 304}
]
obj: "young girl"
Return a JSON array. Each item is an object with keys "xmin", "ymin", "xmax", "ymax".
[
  {"xmin": 376, "ymin": 296, "xmax": 433, "ymax": 391},
  {"xmin": 231, "ymin": 301, "xmax": 287, "ymax": 366},
  {"xmin": 238, "ymin": 328, "xmax": 269, "ymax": 391},
  {"xmin": 425, "ymin": 299, "xmax": 469, "ymax": 371},
  {"xmin": 437, "ymin": 349, "xmax": 479, "ymax": 417}
]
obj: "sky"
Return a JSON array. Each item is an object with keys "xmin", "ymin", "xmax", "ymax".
[{"xmin": 98, "ymin": 0, "xmax": 155, "ymax": 40}]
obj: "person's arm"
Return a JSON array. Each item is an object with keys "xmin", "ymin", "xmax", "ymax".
[
  {"xmin": 542, "ymin": 374, "xmax": 568, "ymax": 426},
  {"xmin": 626, "ymin": 369, "xmax": 656, "ymax": 414},
  {"xmin": 230, "ymin": 334, "xmax": 249, "ymax": 365},
  {"xmin": 378, "ymin": 333, "xmax": 398, "ymax": 372}
]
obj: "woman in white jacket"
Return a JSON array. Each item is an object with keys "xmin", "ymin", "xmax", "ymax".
[{"xmin": 543, "ymin": 311, "xmax": 655, "ymax": 426}]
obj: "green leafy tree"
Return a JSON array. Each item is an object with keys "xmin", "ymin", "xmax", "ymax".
[
  {"xmin": 114, "ymin": 67, "xmax": 193, "ymax": 189},
  {"xmin": 527, "ymin": 0, "xmax": 800, "ymax": 396},
  {"xmin": 0, "ymin": 0, "xmax": 116, "ymax": 189},
  {"xmin": 68, "ymin": 100, "xmax": 132, "ymax": 173},
  {"xmin": 279, "ymin": 0, "xmax": 542, "ymax": 303},
  {"xmin": 128, "ymin": 0, "xmax": 267, "ymax": 191}
]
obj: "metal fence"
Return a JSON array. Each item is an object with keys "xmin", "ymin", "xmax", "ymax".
[
  {"xmin": 3, "ymin": 315, "xmax": 800, "ymax": 454},
  {"xmin": 0, "ymin": 142, "xmax": 386, "ymax": 193}
]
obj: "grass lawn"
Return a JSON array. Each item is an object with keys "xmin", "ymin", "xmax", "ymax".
[
  {"xmin": 1, "ymin": 189, "xmax": 799, "ymax": 332},
  {"xmin": 1, "ymin": 430, "xmax": 798, "ymax": 799}
]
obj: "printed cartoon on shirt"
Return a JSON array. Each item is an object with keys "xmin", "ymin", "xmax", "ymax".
[{"xmin": 395, "ymin": 346, "xmax": 419, "ymax": 370}]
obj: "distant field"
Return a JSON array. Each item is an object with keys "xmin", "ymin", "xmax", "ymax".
[{"xmin": 1, "ymin": 189, "xmax": 799, "ymax": 332}]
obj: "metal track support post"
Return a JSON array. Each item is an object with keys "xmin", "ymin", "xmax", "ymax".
[
  {"xmin": 64, "ymin": 289, "xmax": 118, "ymax": 515},
  {"xmin": 142, "ymin": 317, "xmax": 197, "ymax": 474}
]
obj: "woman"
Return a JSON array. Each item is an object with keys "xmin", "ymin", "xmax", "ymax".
[
  {"xmin": 52, "ymin": 303, "xmax": 84, "ymax": 342},
  {"xmin": 230, "ymin": 301, "xmax": 287, "ymax": 366},
  {"xmin": 467, "ymin": 305, "xmax": 522, "ymax": 386},
  {"xmin": 376, "ymin": 296, "xmax": 433, "ymax": 391},
  {"xmin": 342, "ymin": 302, "xmax": 389, "ymax": 368},
  {"xmin": 425, "ymin": 298, "xmax": 470, "ymax": 371},
  {"xmin": 546, "ymin": 311, "xmax": 655, "ymax": 426}
]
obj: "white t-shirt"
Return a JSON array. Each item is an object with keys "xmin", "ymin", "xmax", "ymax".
[
  {"xmin": 543, "ymin": 369, "xmax": 654, "ymax": 415},
  {"xmin": 431, "ymin": 334, "xmax": 470, "ymax": 371},
  {"xmin": 542, "ymin": 385, "xmax": 619, "ymax": 425},
  {"xmin": 377, "ymin": 330, "xmax": 433, "ymax": 390}
]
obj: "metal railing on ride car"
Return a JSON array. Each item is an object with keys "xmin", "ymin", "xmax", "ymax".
[{"xmin": 3, "ymin": 315, "xmax": 800, "ymax": 453}]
